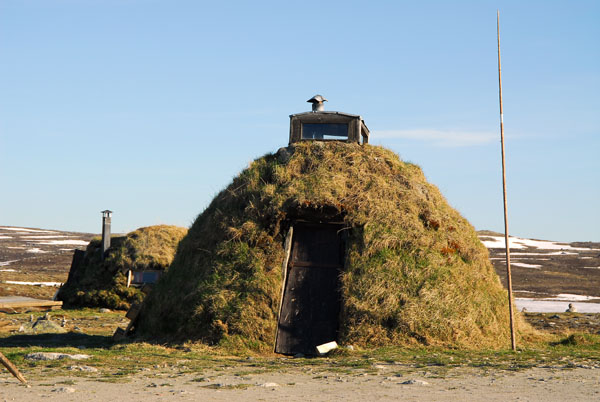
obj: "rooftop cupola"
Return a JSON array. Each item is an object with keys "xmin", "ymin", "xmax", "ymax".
[{"xmin": 289, "ymin": 95, "xmax": 369, "ymax": 145}]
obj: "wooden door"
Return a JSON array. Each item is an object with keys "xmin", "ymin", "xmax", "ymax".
[{"xmin": 275, "ymin": 224, "xmax": 344, "ymax": 355}]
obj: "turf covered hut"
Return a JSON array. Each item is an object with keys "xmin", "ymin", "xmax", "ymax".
[
  {"xmin": 57, "ymin": 224, "xmax": 187, "ymax": 310},
  {"xmin": 136, "ymin": 97, "xmax": 523, "ymax": 354}
]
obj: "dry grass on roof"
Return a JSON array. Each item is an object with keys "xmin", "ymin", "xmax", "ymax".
[{"xmin": 136, "ymin": 142, "xmax": 533, "ymax": 349}]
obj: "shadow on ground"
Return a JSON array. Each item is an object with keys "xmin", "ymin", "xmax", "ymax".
[{"xmin": 1, "ymin": 332, "xmax": 112, "ymax": 348}]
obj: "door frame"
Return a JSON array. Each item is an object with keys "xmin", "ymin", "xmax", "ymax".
[{"xmin": 273, "ymin": 221, "xmax": 348, "ymax": 354}]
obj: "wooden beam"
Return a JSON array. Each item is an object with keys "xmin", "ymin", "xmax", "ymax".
[
  {"xmin": 0, "ymin": 351, "xmax": 27, "ymax": 384},
  {"xmin": 0, "ymin": 297, "xmax": 62, "ymax": 310},
  {"xmin": 274, "ymin": 226, "xmax": 294, "ymax": 352}
]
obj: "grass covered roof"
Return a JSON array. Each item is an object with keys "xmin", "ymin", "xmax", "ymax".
[
  {"xmin": 58, "ymin": 225, "xmax": 187, "ymax": 310},
  {"xmin": 136, "ymin": 142, "xmax": 526, "ymax": 349}
]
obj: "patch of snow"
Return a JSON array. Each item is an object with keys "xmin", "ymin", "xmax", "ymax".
[
  {"xmin": 36, "ymin": 240, "xmax": 89, "ymax": 246},
  {"xmin": 515, "ymin": 298, "xmax": 600, "ymax": 313},
  {"xmin": 480, "ymin": 237, "xmax": 525, "ymax": 249},
  {"xmin": 511, "ymin": 262, "xmax": 542, "ymax": 269},
  {"xmin": 59, "ymin": 248, "xmax": 76, "ymax": 251},
  {"xmin": 0, "ymin": 236, "xmax": 13, "ymax": 239},
  {"xmin": 550, "ymin": 294, "xmax": 599, "ymax": 301},
  {"xmin": 26, "ymin": 248, "xmax": 47, "ymax": 254},
  {"xmin": 0, "ymin": 269, "xmax": 17, "ymax": 272},
  {"xmin": 3, "ymin": 280, "xmax": 63, "ymax": 287},
  {"xmin": 21, "ymin": 235, "xmax": 67, "ymax": 239},
  {"xmin": 583, "ymin": 266, "xmax": 600, "ymax": 269},
  {"xmin": 6, "ymin": 246, "xmax": 25, "ymax": 249},
  {"xmin": 479, "ymin": 235, "xmax": 599, "ymax": 251},
  {"xmin": 510, "ymin": 251, "xmax": 578, "ymax": 256},
  {"xmin": 0, "ymin": 260, "xmax": 18, "ymax": 266},
  {"xmin": 0, "ymin": 227, "xmax": 57, "ymax": 233},
  {"xmin": 580, "ymin": 257, "xmax": 594, "ymax": 260}
]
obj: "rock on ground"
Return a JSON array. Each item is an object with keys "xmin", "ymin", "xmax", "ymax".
[{"xmin": 25, "ymin": 352, "xmax": 90, "ymax": 361}]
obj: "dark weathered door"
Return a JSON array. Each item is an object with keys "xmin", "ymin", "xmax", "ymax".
[{"xmin": 275, "ymin": 224, "xmax": 344, "ymax": 355}]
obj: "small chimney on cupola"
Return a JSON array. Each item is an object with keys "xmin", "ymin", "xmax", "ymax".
[
  {"xmin": 101, "ymin": 210, "xmax": 112, "ymax": 260},
  {"xmin": 307, "ymin": 94, "xmax": 327, "ymax": 112}
]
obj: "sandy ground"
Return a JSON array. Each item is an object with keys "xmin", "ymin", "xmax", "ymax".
[{"xmin": 1, "ymin": 366, "xmax": 599, "ymax": 401}]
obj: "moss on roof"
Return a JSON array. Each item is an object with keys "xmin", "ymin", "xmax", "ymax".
[
  {"xmin": 136, "ymin": 142, "xmax": 529, "ymax": 349},
  {"xmin": 57, "ymin": 225, "xmax": 187, "ymax": 310}
]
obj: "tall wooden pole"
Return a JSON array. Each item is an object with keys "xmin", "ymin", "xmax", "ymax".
[{"xmin": 497, "ymin": 10, "xmax": 517, "ymax": 351}]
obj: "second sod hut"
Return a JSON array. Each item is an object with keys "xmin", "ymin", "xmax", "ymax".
[
  {"xmin": 136, "ymin": 99, "xmax": 525, "ymax": 354},
  {"xmin": 58, "ymin": 225, "xmax": 187, "ymax": 310}
]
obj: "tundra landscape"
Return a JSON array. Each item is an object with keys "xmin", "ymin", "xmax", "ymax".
[{"xmin": 2, "ymin": 2, "xmax": 598, "ymax": 401}]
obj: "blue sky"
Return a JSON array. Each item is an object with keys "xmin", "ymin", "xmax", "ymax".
[{"xmin": 1, "ymin": 1, "xmax": 598, "ymax": 241}]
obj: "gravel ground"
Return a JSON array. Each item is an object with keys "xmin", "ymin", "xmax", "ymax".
[{"xmin": 1, "ymin": 365, "xmax": 599, "ymax": 401}]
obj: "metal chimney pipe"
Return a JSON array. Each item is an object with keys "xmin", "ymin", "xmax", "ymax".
[
  {"xmin": 307, "ymin": 95, "xmax": 327, "ymax": 112},
  {"xmin": 101, "ymin": 210, "xmax": 112, "ymax": 260}
]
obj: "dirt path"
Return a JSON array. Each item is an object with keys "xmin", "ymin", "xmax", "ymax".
[{"xmin": 1, "ymin": 366, "xmax": 599, "ymax": 401}]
